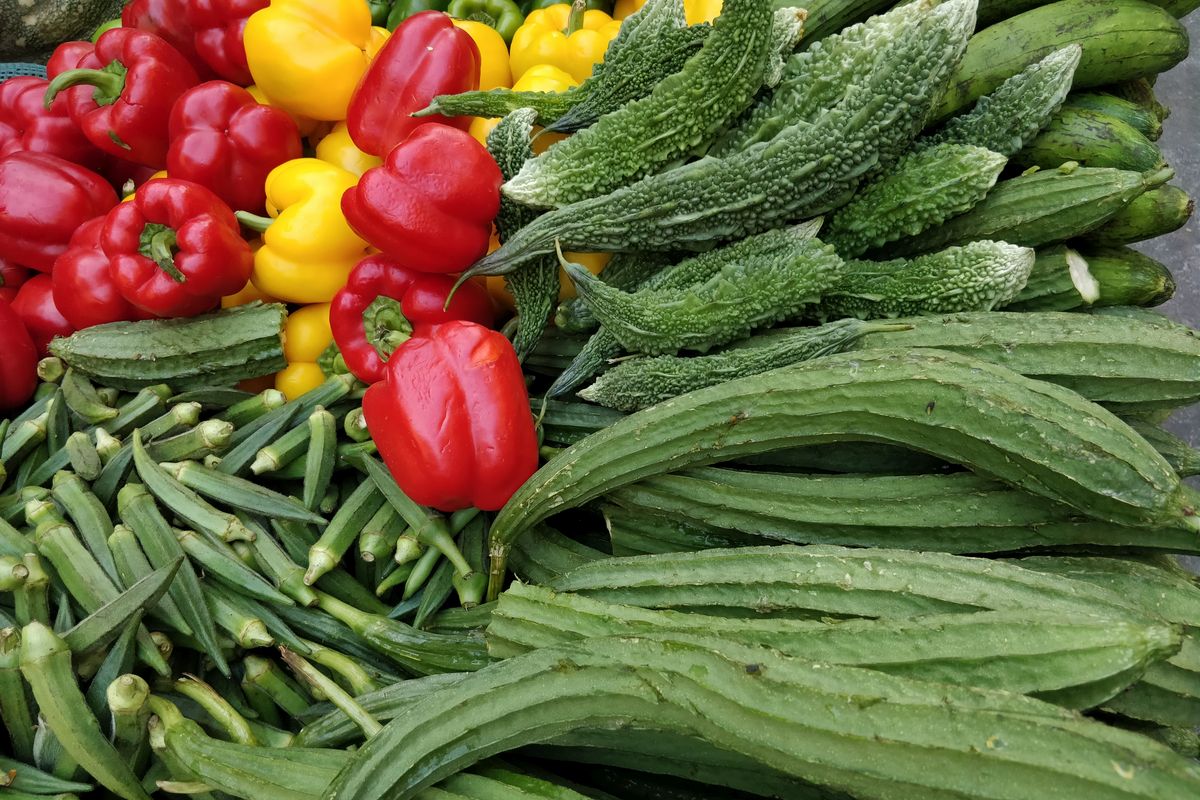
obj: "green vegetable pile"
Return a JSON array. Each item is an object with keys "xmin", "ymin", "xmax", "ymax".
[{"xmin": 5, "ymin": 0, "xmax": 1200, "ymax": 798}]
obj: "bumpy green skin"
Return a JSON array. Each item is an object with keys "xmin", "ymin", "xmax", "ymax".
[
  {"xmin": 327, "ymin": 632, "xmax": 1200, "ymax": 800},
  {"xmin": 916, "ymin": 46, "xmax": 1080, "ymax": 157},
  {"xmin": 489, "ymin": 582, "xmax": 1178, "ymax": 709},
  {"xmin": 488, "ymin": 349, "xmax": 1196, "ymax": 596},
  {"xmin": 503, "ymin": 0, "xmax": 775, "ymax": 208},
  {"xmin": 1082, "ymin": 185, "xmax": 1194, "ymax": 245},
  {"xmin": 885, "ymin": 164, "xmax": 1172, "ymax": 256},
  {"xmin": 464, "ymin": 0, "xmax": 976, "ymax": 275},
  {"xmin": 857, "ymin": 310, "xmax": 1200, "ymax": 413},
  {"xmin": 566, "ymin": 231, "xmax": 843, "ymax": 354},
  {"xmin": 1002, "ymin": 244, "xmax": 1175, "ymax": 311},
  {"xmin": 605, "ymin": 467, "xmax": 1200, "ymax": 554},
  {"xmin": 1013, "ymin": 107, "xmax": 1165, "ymax": 172},
  {"xmin": 578, "ymin": 319, "xmax": 906, "ymax": 410},
  {"xmin": 555, "ymin": 252, "xmax": 672, "ymax": 334},
  {"xmin": 824, "ymin": 145, "xmax": 1007, "ymax": 258},
  {"xmin": 1063, "ymin": 92, "xmax": 1163, "ymax": 140},
  {"xmin": 816, "ymin": 240, "xmax": 1034, "ymax": 319},
  {"xmin": 934, "ymin": 0, "xmax": 1190, "ymax": 121}
]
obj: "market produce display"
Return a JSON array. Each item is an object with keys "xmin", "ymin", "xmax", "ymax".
[{"xmin": 4, "ymin": 0, "xmax": 1200, "ymax": 798}]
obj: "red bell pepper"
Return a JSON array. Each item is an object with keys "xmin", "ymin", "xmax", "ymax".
[
  {"xmin": 341, "ymin": 125, "xmax": 501, "ymax": 273},
  {"xmin": 0, "ymin": 77, "xmax": 106, "ymax": 170},
  {"xmin": 102, "ymin": 178, "xmax": 254, "ymax": 317},
  {"xmin": 52, "ymin": 218, "xmax": 150, "ymax": 330},
  {"xmin": 0, "ymin": 299, "xmax": 37, "ymax": 412},
  {"xmin": 122, "ymin": 0, "xmax": 214, "ymax": 79},
  {"xmin": 0, "ymin": 260, "xmax": 30, "ymax": 304},
  {"xmin": 167, "ymin": 81, "xmax": 302, "ymax": 213},
  {"xmin": 362, "ymin": 308, "xmax": 538, "ymax": 511},
  {"xmin": 330, "ymin": 254, "xmax": 494, "ymax": 384},
  {"xmin": 347, "ymin": 11, "xmax": 479, "ymax": 158},
  {"xmin": 0, "ymin": 152, "xmax": 119, "ymax": 273},
  {"xmin": 46, "ymin": 41, "xmax": 96, "ymax": 79},
  {"xmin": 186, "ymin": 0, "xmax": 269, "ymax": 86},
  {"xmin": 11, "ymin": 274, "xmax": 75, "ymax": 357},
  {"xmin": 44, "ymin": 28, "xmax": 199, "ymax": 169}
]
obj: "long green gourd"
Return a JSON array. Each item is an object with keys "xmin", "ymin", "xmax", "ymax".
[
  {"xmin": 1082, "ymin": 185, "xmax": 1194, "ymax": 245},
  {"xmin": 854, "ymin": 310, "xmax": 1200, "ymax": 413},
  {"xmin": 1062, "ymin": 92, "xmax": 1163, "ymax": 140},
  {"xmin": 823, "ymin": 144, "xmax": 1007, "ymax": 258},
  {"xmin": 488, "ymin": 582, "xmax": 1177, "ymax": 709},
  {"xmin": 327, "ymin": 633, "xmax": 1200, "ymax": 800},
  {"xmin": 604, "ymin": 467, "xmax": 1200, "ymax": 555},
  {"xmin": 563, "ymin": 230, "xmax": 843, "ymax": 355},
  {"xmin": 578, "ymin": 319, "xmax": 907, "ymax": 410},
  {"xmin": 1012, "ymin": 106, "xmax": 1166, "ymax": 172},
  {"xmin": 460, "ymin": 0, "xmax": 975, "ymax": 278},
  {"xmin": 554, "ymin": 252, "xmax": 673, "ymax": 335},
  {"xmin": 502, "ymin": 0, "xmax": 782, "ymax": 208},
  {"xmin": 814, "ymin": 240, "xmax": 1034, "ymax": 319},
  {"xmin": 488, "ymin": 349, "xmax": 1198, "ymax": 597},
  {"xmin": 1001, "ymin": 244, "xmax": 1175, "ymax": 311}
]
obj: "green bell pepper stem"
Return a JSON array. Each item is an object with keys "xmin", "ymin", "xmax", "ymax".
[
  {"xmin": 565, "ymin": 0, "xmax": 587, "ymax": 33},
  {"xmin": 364, "ymin": 296, "xmax": 413, "ymax": 360},
  {"xmin": 235, "ymin": 211, "xmax": 275, "ymax": 233},
  {"xmin": 523, "ymin": 0, "xmax": 610, "ymax": 12},
  {"xmin": 43, "ymin": 61, "xmax": 128, "ymax": 109},
  {"xmin": 448, "ymin": 0, "xmax": 526, "ymax": 43}
]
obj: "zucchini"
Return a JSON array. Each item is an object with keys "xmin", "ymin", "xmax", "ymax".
[
  {"xmin": 1081, "ymin": 185, "xmax": 1194, "ymax": 246},
  {"xmin": 934, "ymin": 0, "xmax": 1190, "ymax": 121},
  {"xmin": 885, "ymin": 164, "xmax": 1173, "ymax": 256},
  {"xmin": 1002, "ymin": 244, "xmax": 1175, "ymax": 311},
  {"xmin": 1062, "ymin": 92, "xmax": 1163, "ymax": 140},
  {"xmin": 49, "ymin": 303, "xmax": 287, "ymax": 392},
  {"xmin": 1013, "ymin": 107, "xmax": 1166, "ymax": 172}
]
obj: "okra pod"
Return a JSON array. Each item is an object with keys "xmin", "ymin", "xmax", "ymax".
[
  {"xmin": 10, "ymin": 442, "xmax": 48, "ymax": 493},
  {"xmin": 375, "ymin": 562, "xmax": 415, "ymax": 597},
  {"xmin": 64, "ymin": 432, "xmax": 101, "ymax": 481},
  {"xmin": 359, "ymin": 504, "xmax": 402, "ymax": 563},
  {"xmin": 280, "ymin": 647, "xmax": 382, "ymax": 737},
  {"xmin": 218, "ymin": 389, "xmax": 286, "ymax": 427},
  {"xmin": 173, "ymin": 676, "xmax": 258, "ymax": 746},
  {"xmin": 240, "ymin": 678, "xmax": 284, "ymax": 728},
  {"xmin": 148, "ymin": 421, "xmax": 233, "ymax": 463},
  {"xmin": 35, "ymin": 357, "xmax": 65, "ymax": 384},
  {"xmin": 30, "ymin": 719, "xmax": 80, "ymax": 783},
  {"xmin": 214, "ymin": 403, "xmax": 298, "ymax": 477},
  {"xmin": 304, "ymin": 406, "xmax": 337, "ymax": 512},
  {"xmin": 15, "ymin": 553, "xmax": 50, "ymax": 626},
  {"xmin": 251, "ymin": 423, "xmax": 311, "ymax": 475},
  {"xmin": 108, "ymin": 526, "xmax": 191, "ymax": 634},
  {"xmin": 107, "ymin": 674, "xmax": 150, "ymax": 772},
  {"xmin": 62, "ymin": 558, "xmax": 180, "ymax": 656},
  {"xmin": 176, "ymin": 528, "xmax": 293, "ymax": 605},
  {"xmin": 163, "ymin": 460, "xmax": 325, "ymax": 524},
  {"xmin": 83, "ymin": 619, "xmax": 139, "ymax": 720},
  {"xmin": 242, "ymin": 654, "xmax": 313, "ymax": 717},
  {"xmin": 342, "ymin": 407, "xmax": 371, "ymax": 443},
  {"xmin": 0, "ymin": 554, "xmax": 27, "ymax": 590},
  {"xmin": 416, "ymin": 557, "xmax": 457, "ymax": 626},
  {"xmin": 94, "ymin": 428, "xmax": 121, "ymax": 464},
  {"xmin": 404, "ymin": 545, "xmax": 443, "ymax": 601},
  {"xmin": 51, "ymin": 470, "xmax": 119, "ymax": 582},
  {"xmin": 205, "ymin": 581, "xmax": 308, "ymax": 653},
  {"xmin": 0, "ymin": 515, "xmax": 31, "ymax": 557},
  {"xmin": 297, "ymin": 638, "xmax": 379, "ymax": 695},
  {"xmin": 393, "ymin": 531, "xmax": 424, "ymax": 566},
  {"xmin": 0, "ymin": 755, "xmax": 92, "ymax": 795},
  {"xmin": 139, "ymin": 401, "xmax": 203, "ymax": 442},
  {"xmin": 99, "ymin": 385, "xmax": 171, "ymax": 437},
  {"xmin": 1, "ymin": 413, "xmax": 48, "ymax": 467},
  {"xmin": 305, "ymin": 481, "xmax": 386, "ymax": 585},
  {"xmin": 44, "ymin": 391, "xmax": 69, "ymax": 453},
  {"xmin": 271, "ymin": 518, "xmax": 391, "ymax": 614},
  {"xmin": 0, "ymin": 627, "xmax": 35, "ymax": 762},
  {"xmin": 60, "ymin": 369, "xmax": 118, "ymax": 424},
  {"xmin": 18, "ymin": 622, "xmax": 151, "ymax": 800},
  {"xmin": 238, "ymin": 514, "xmax": 318, "ymax": 607},
  {"xmin": 170, "ymin": 386, "xmax": 254, "ymax": 409}
]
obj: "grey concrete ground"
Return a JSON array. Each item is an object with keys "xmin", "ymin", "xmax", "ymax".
[{"xmin": 1139, "ymin": 13, "xmax": 1199, "ymax": 443}]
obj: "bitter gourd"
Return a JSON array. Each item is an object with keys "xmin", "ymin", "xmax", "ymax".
[
  {"xmin": 884, "ymin": 163, "xmax": 1173, "ymax": 256},
  {"xmin": 1082, "ymin": 185, "xmax": 1193, "ymax": 245},
  {"xmin": 1002, "ymin": 244, "xmax": 1175, "ymax": 311},
  {"xmin": 1063, "ymin": 91, "xmax": 1163, "ymax": 140},
  {"xmin": 502, "ymin": 0, "xmax": 780, "ymax": 208},
  {"xmin": 814, "ymin": 240, "xmax": 1034, "ymax": 320},
  {"xmin": 915, "ymin": 45, "xmax": 1081, "ymax": 157},
  {"xmin": 1013, "ymin": 106, "xmax": 1166, "ymax": 172},
  {"xmin": 487, "ymin": 348, "xmax": 1199, "ymax": 597},
  {"xmin": 564, "ymin": 230, "xmax": 843, "ymax": 354},
  {"xmin": 462, "ymin": 0, "xmax": 976, "ymax": 276},
  {"xmin": 578, "ymin": 319, "xmax": 908, "ymax": 410},
  {"xmin": 554, "ymin": 252, "xmax": 673, "ymax": 334},
  {"xmin": 823, "ymin": 145, "xmax": 1007, "ymax": 258}
]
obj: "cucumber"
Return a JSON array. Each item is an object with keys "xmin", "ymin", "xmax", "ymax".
[
  {"xmin": 1062, "ymin": 92, "xmax": 1163, "ymax": 140},
  {"xmin": 934, "ymin": 0, "xmax": 1190, "ymax": 121},
  {"xmin": 49, "ymin": 303, "xmax": 287, "ymax": 392},
  {"xmin": 1002, "ymin": 244, "xmax": 1175, "ymax": 311},
  {"xmin": 1013, "ymin": 107, "xmax": 1166, "ymax": 172},
  {"xmin": 1081, "ymin": 186, "xmax": 1194, "ymax": 245}
]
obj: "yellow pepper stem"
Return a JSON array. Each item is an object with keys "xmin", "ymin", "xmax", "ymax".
[
  {"xmin": 364, "ymin": 296, "xmax": 413, "ymax": 360},
  {"xmin": 235, "ymin": 211, "xmax": 275, "ymax": 233},
  {"xmin": 565, "ymin": 0, "xmax": 587, "ymax": 34}
]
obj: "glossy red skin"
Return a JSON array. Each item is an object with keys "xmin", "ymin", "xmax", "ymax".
[
  {"xmin": 363, "ymin": 320, "xmax": 538, "ymax": 511},
  {"xmin": 330, "ymin": 254, "xmax": 495, "ymax": 384},
  {"xmin": 0, "ymin": 299, "xmax": 37, "ymax": 411},
  {"xmin": 347, "ymin": 12, "xmax": 479, "ymax": 157},
  {"xmin": 0, "ymin": 259, "xmax": 30, "ymax": 304},
  {"xmin": 47, "ymin": 41, "xmax": 96, "ymax": 78},
  {"xmin": 167, "ymin": 81, "xmax": 302, "ymax": 213},
  {"xmin": 341, "ymin": 125, "xmax": 501, "ymax": 273},
  {"xmin": 122, "ymin": 0, "xmax": 215, "ymax": 78},
  {"xmin": 60, "ymin": 29, "xmax": 199, "ymax": 168},
  {"xmin": 11, "ymin": 274, "xmax": 74, "ymax": 357},
  {"xmin": 52, "ymin": 217, "xmax": 150, "ymax": 330},
  {"xmin": 0, "ymin": 152, "xmax": 119, "ymax": 272},
  {"xmin": 186, "ymin": 0, "xmax": 268, "ymax": 85},
  {"xmin": 102, "ymin": 178, "xmax": 253, "ymax": 317},
  {"xmin": 0, "ymin": 77, "xmax": 107, "ymax": 170}
]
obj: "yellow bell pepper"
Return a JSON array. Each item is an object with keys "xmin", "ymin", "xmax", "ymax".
[
  {"xmin": 509, "ymin": 3, "xmax": 621, "ymax": 84},
  {"xmin": 485, "ymin": 230, "xmax": 610, "ymax": 310},
  {"xmin": 469, "ymin": 64, "xmax": 578, "ymax": 149},
  {"xmin": 613, "ymin": 0, "xmax": 721, "ymax": 24},
  {"xmin": 315, "ymin": 122, "xmax": 382, "ymax": 177},
  {"xmin": 276, "ymin": 303, "xmax": 334, "ymax": 400},
  {"xmin": 366, "ymin": 26, "xmax": 391, "ymax": 58},
  {"xmin": 246, "ymin": 159, "xmax": 370, "ymax": 305},
  {"xmin": 244, "ymin": 0, "xmax": 374, "ymax": 122},
  {"xmin": 120, "ymin": 169, "xmax": 168, "ymax": 201},
  {"xmin": 247, "ymin": 84, "xmax": 324, "ymax": 140},
  {"xmin": 453, "ymin": 20, "xmax": 512, "ymax": 91},
  {"xmin": 221, "ymin": 276, "xmax": 278, "ymax": 308}
]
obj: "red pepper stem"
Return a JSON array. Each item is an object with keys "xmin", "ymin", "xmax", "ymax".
[
  {"xmin": 364, "ymin": 296, "xmax": 414, "ymax": 361},
  {"xmin": 565, "ymin": 0, "xmax": 587, "ymax": 34},
  {"xmin": 139, "ymin": 224, "xmax": 186, "ymax": 284},
  {"xmin": 235, "ymin": 211, "xmax": 275, "ymax": 233},
  {"xmin": 43, "ymin": 62, "xmax": 128, "ymax": 109}
]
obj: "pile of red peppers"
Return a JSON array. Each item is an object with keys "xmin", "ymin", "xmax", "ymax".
[{"xmin": 0, "ymin": 0, "xmax": 539, "ymax": 512}]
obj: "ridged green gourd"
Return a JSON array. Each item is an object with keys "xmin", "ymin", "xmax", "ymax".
[
  {"xmin": 554, "ymin": 252, "xmax": 673, "ymax": 334},
  {"xmin": 1122, "ymin": 418, "xmax": 1200, "ymax": 477},
  {"xmin": 510, "ymin": 525, "xmax": 608, "ymax": 585},
  {"xmin": 855, "ymin": 310, "xmax": 1200, "ymax": 413},
  {"xmin": 486, "ymin": 348, "xmax": 1200, "ymax": 596},
  {"xmin": 461, "ymin": 0, "xmax": 976, "ymax": 277},
  {"xmin": 1082, "ymin": 185, "xmax": 1194, "ymax": 245},
  {"xmin": 884, "ymin": 164, "xmax": 1173, "ymax": 256},
  {"xmin": 1001, "ymin": 244, "xmax": 1176, "ymax": 311},
  {"xmin": 1013, "ymin": 106, "xmax": 1166, "ymax": 172},
  {"xmin": 488, "ymin": 582, "xmax": 1178, "ymax": 710},
  {"xmin": 916, "ymin": 45, "xmax": 1081, "ymax": 157},
  {"xmin": 564, "ymin": 230, "xmax": 843, "ymax": 354},
  {"xmin": 502, "ymin": 0, "xmax": 784, "ymax": 208},
  {"xmin": 824, "ymin": 146, "xmax": 1007, "ymax": 258},
  {"xmin": 814, "ymin": 240, "xmax": 1034, "ymax": 320},
  {"xmin": 799, "ymin": 0, "xmax": 897, "ymax": 43},
  {"xmin": 577, "ymin": 319, "xmax": 908, "ymax": 410},
  {"xmin": 1062, "ymin": 92, "xmax": 1164, "ymax": 140},
  {"xmin": 418, "ymin": 0, "xmax": 707, "ymax": 131},
  {"xmin": 603, "ymin": 467, "xmax": 1200, "ymax": 555},
  {"xmin": 326, "ymin": 631, "xmax": 1200, "ymax": 800}
]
